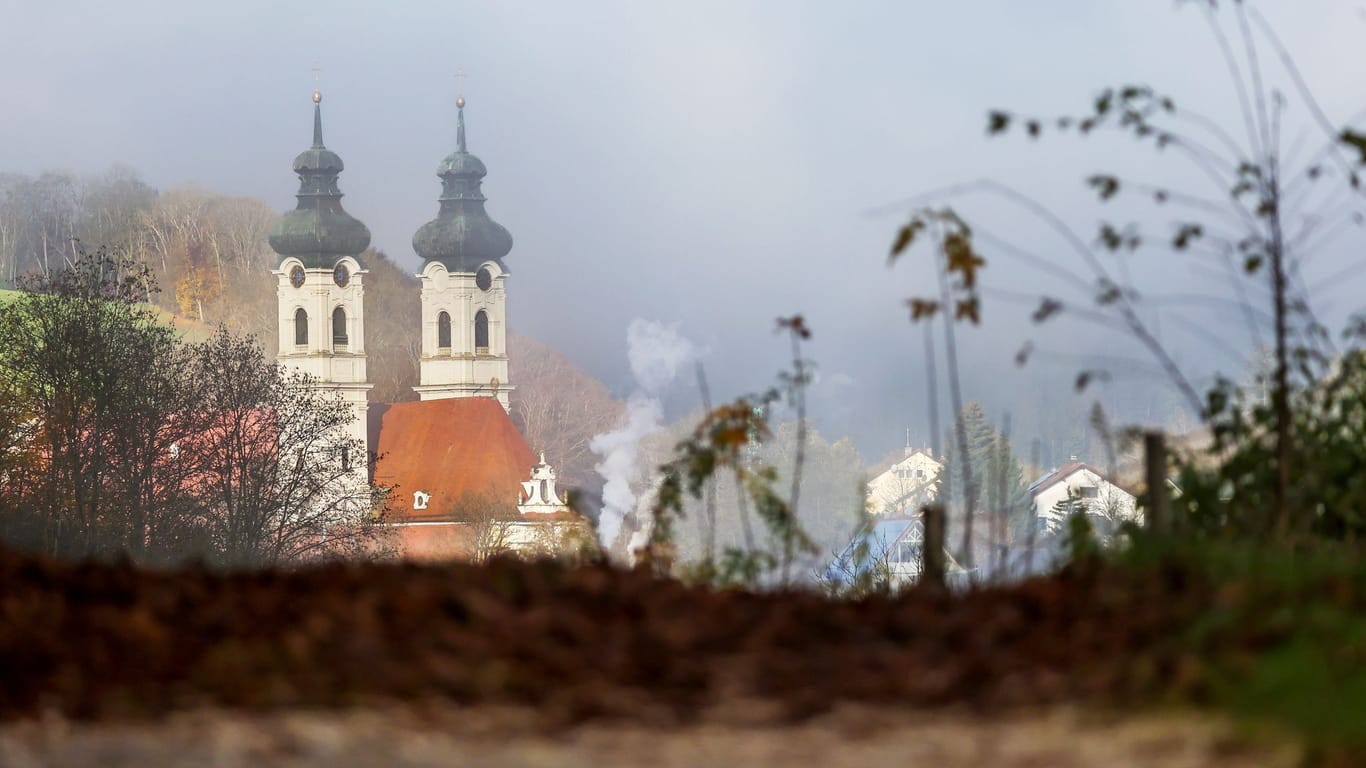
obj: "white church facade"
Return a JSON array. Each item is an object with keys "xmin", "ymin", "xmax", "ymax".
[{"xmin": 267, "ymin": 88, "xmax": 589, "ymax": 560}]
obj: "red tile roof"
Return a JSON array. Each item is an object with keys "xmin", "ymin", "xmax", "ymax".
[{"xmin": 372, "ymin": 398, "xmax": 536, "ymax": 522}]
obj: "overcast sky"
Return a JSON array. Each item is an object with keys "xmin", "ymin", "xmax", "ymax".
[{"xmin": 4, "ymin": 0, "xmax": 1365, "ymax": 462}]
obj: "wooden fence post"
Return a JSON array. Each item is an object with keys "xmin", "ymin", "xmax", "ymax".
[
  {"xmin": 1144, "ymin": 431, "xmax": 1170, "ymax": 534},
  {"xmin": 921, "ymin": 504, "xmax": 946, "ymax": 589}
]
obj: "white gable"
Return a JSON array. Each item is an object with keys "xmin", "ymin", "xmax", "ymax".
[
  {"xmin": 1031, "ymin": 466, "xmax": 1138, "ymax": 534},
  {"xmin": 867, "ymin": 450, "xmax": 943, "ymax": 516}
]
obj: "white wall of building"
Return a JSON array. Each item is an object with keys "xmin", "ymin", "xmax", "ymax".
[
  {"xmin": 273, "ymin": 255, "xmax": 372, "ymax": 489},
  {"xmin": 414, "ymin": 259, "xmax": 512, "ymax": 409}
]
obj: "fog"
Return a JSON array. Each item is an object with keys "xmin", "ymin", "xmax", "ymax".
[{"xmin": 3, "ymin": 0, "xmax": 1365, "ymax": 462}]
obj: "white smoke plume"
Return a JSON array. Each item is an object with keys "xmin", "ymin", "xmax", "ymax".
[{"xmin": 591, "ymin": 319, "xmax": 697, "ymax": 556}]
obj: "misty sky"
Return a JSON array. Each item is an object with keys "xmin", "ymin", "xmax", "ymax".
[{"xmin": 4, "ymin": 1, "xmax": 1365, "ymax": 463}]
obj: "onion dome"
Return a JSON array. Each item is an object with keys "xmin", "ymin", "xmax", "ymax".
[
  {"xmin": 269, "ymin": 90, "xmax": 371, "ymax": 268},
  {"xmin": 412, "ymin": 97, "xmax": 513, "ymax": 272}
]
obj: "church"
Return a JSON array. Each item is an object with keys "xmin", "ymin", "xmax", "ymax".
[{"xmin": 266, "ymin": 88, "xmax": 591, "ymax": 561}]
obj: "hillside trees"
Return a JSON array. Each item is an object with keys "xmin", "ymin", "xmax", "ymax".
[
  {"xmin": 0, "ymin": 171, "xmax": 83, "ymax": 282},
  {"xmin": 140, "ymin": 188, "xmax": 277, "ymax": 339},
  {"xmin": 0, "ymin": 168, "xmax": 158, "ymax": 288},
  {"xmin": 78, "ymin": 166, "xmax": 157, "ymax": 269},
  {"xmin": 0, "ymin": 171, "xmax": 278, "ymax": 338}
]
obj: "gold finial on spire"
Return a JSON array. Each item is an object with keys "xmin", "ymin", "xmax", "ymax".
[
  {"xmin": 455, "ymin": 69, "xmax": 467, "ymax": 109},
  {"xmin": 311, "ymin": 64, "xmax": 322, "ymax": 103},
  {"xmin": 454, "ymin": 69, "xmax": 469, "ymax": 151}
]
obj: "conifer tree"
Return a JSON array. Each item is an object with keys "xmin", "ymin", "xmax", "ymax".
[{"xmin": 936, "ymin": 402, "xmax": 1032, "ymax": 560}]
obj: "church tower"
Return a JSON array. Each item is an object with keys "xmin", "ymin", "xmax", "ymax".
[
  {"xmin": 268, "ymin": 88, "xmax": 373, "ymax": 471},
  {"xmin": 412, "ymin": 96, "xmax": 514, "ymax": 409}
]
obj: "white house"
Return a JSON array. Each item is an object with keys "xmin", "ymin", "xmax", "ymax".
[
  {"xmin": 1028, "ymin": 460, "xmax": 1139, "ymax": 537},
  {"xmin": 866, "ymin": 446, "xmax": 943, "ymax": 516}
]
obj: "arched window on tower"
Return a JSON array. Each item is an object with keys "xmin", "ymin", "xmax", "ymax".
[
  {"xmin": 294, "ymin": 308, "xmax": 308, "ymax": 346},
  {"xmin": 437, "ymin": 311, "xmax": 451, "ymax": 350},
  {"xmin": 474, "ymin": 310, "xmax": 489, "ymax": 354},
  {"xmin": 332, "ymin": 306, "xmax": 348, "ymax": 351}
]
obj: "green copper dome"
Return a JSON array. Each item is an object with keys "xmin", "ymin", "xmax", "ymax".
[
  {"xmin": 412, "ymin": 99, "xmax": 512, "ymax": 272},
  {"xmin": 269, "ymin": 92, "xmax": 371, "ymax": 268}
]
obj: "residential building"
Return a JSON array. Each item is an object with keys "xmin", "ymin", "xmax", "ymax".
[
  {"xmin": 866, "ymin": 441, "xmax": 942, "ymax": 516},
  {"xmin": 1028, "ymin": 459, "xmax": 1139, "ymax": 537}
]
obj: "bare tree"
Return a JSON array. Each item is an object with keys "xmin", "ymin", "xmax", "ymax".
[
  {"xmin": 189, "ymin": 326, "xmax": 391, "ymax": 568},
  {"xmin": 455, "ymin": 492, "xmax": 518, "ymax": 563},
  {"xmin": 440, "ymin": 489, "xmax": 596, "ymax": 563},
  {"xmin": 138, "ymin": 187, "xmax": 213, "ymax": 311},
  {"xmin": 0, "ymin": 173, "xmax": 29, "ymax": 286},
  {"xmin": 79, "ymin": 166, "xmax": 156, "ymax": 265},
  {"xmin": 206, "ymin": 195, "xmax": 277, "ymax": 340},
  {"xmin": 508, "ymin": 332, "xmax": 624, "ymax": 488}
]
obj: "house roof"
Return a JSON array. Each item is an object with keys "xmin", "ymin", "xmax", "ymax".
[
  {"xmin": 371, "ymin": 397, "xmax": 536, "ymax": 522},
  {"xmin": 825, "ymin": 516, "xmax": 964, "ymax": 584},
  {"xmin": 841, "ymin": 517, "xmax": 918, "ymax": 565},
  {"xmin": 1028, "ymin": 462, "xmax": 1134, "ymax": 497},
  {"xmin": 867, "ymin": 447, "xmax": 942, "ymax": 479}
]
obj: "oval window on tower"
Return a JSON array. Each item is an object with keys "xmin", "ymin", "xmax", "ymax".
[{"xmin": 476, "ymin": 267, "xmax": 493, "ymax": 292}]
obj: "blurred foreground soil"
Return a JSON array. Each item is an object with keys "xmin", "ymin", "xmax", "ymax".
[
  {"xmin": 0, "ymin": 546, "xmax": 1314, "ymax": 765},
  {"xmin": 0, "ymin": 705, "xmax": 1298, "ymax": 768},
  {"xmin": 0, "ymin": 548, "xmax": 1215, "ymax": 722}
]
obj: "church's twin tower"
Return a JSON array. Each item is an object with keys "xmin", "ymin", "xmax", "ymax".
[
  {"xmin": 411, "ymin": 95, "xmax": 513, "ymax": 406},
  {"xmin": 267, "ymin": 88, "xmax": 514, "ymax": 457}
]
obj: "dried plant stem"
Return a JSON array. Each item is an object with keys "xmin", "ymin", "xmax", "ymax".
[{"xmin": 934, "ymin": 223, "xmax": 977, "ymax": 572}]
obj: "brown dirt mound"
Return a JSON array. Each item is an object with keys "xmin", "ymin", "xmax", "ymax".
[{"xmin": 0, "ymin": 548, "xmax": 1211, "ymax": 725}]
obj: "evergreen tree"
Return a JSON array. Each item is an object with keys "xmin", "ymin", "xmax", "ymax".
[
  {"xmin": 936, "ymin": 402, "xmax": 1033, "ymax": 556},
  {"xmin": 1049, "ymin": 493, "xmax": 1085, "ymax": 533}
]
